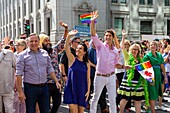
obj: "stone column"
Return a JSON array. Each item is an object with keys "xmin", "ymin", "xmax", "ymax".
[
  {"xmin": 7, "ymin": 0, "xmax": 10, "ymax": 37},
  {"xmin": 20, "ymin": 0, "xmax": 24, "ymax": 34},
  {"xmin": 1, "ymin": 0, "xmax": 4, "ymax": 39},
  {"xmin": 129, "ymin": 0, "xmax": 140, "ymax": 37},
  {"xmin": 15, "ymin": 0, "xmax": 19, "ymax": 38},
  {"xmin": 25, "ymin": 0, "xmax": 30, "ymax": 19},
  {"xmin": 40, "ymin": 0, "xmax": 45, "ymax": 34},
  {"xmin": 4, "ymin": 0, "xmax": 7, "ymax": 36},
  {"xmin": 155, "ymin": 0, "xmax": 164, "ymax": 35},
  {"xmin": 33, "ymin": 0, "xmax": 37, "ymax": 33},
  {"xmin": 11, "ymin": 0, "xmax": 14, "ymax": 39},
  {"xmin": 50, "ymin": 0, "xmax": 58, "ymax": 42}
]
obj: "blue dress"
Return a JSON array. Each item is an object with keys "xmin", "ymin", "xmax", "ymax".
[{"xmin": 63, "ymin": 58, "xmax": 88, "ymax": 107}]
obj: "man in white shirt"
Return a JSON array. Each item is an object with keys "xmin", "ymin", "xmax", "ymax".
[{"xmin": 0, "ymin": 41, "xmax": 16, "ymax": 113}]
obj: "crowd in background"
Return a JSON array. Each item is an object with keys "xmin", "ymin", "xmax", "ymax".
[{"xmin": 0, "ymin": 11, "xmax": 170, "ymax": 113}]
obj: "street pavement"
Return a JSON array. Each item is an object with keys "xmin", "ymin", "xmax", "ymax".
[{"xmin": 57, "ymin": 92, "xmax": 170, "ymax": 113}]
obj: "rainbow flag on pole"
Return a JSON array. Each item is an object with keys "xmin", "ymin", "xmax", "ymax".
[
  {"xmin": 135, "ymin": 61, "xmax": 154, "ymax": 83},
  {"xmin": 80, "ymin": 13, "xmax": 97, "ymax": 24}
]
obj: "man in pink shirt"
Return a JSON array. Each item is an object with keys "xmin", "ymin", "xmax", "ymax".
[{"xmin": 90, "ymin": 11, "xmax": 129, "ymax": 113}]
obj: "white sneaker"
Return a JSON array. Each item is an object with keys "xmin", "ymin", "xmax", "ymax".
[{"xmin": 157, "ymin": 106, "xmax": 167, "ymax": 111}]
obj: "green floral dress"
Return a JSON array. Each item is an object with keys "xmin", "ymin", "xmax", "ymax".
[{"xmin": 143, "ymin": 51, "xmax": 164, "ymax": 100}]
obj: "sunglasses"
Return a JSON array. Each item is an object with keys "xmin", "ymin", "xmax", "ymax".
[{"xmin": 74, "ymin": 41, "xmax": 80, "ymax": 44}]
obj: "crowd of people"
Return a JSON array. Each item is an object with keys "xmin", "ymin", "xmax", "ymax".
[{"xmin": 0, "ymin": 11, "xmax": 170, "ymax": 113}]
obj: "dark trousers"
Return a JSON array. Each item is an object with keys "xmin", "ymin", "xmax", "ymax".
[
  {"xmin": 116, "ymin": 72, "xmax": 131, "ymax": 108},
  {"xmin": 48, "ymin": 83, "xmax": 61, "ymax": 113},
  {"xmin": 24, "ymin": 83, "xmax": 49, "ymax": 113}
]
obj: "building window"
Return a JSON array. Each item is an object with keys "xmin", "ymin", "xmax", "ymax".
[
  {"xmin": 19, "ymin": 6, "xmax": 20, "ymax": 18},
  {"xmin": 148, "ymin": 0, "xmax": 153, "ymax": 5},
  {"xmin": 14, "ymin": 10, "xmax": 16, "ymax": 20},
  {"xmin": 24, "ymin": 3, "xmax": 26, "ymax": 16},
  {"xmin": 38, "ymin": 0, "xmax": 40, "ymax": 9},
  {"xmin": 47, "ymin": 18, "xmax": 50, "ymax": 36},
  {"xmin": 3, "ymin": 16, "xmax": 5, "ymax": 25},
  {"xmin": 10, "ymin": 12, "xmax": 11, "ymax": 22},
  {"xmin": 139, "ymin": 0, "xmax": 145, "ymax": 5},
  {"xmin": 111, "ymin": 0, "xmax": 118, "ymax": 3},
  {"xmin": 120, "ymin": 0, "xmax": 126, "ymax": 3},
  {"xmin": 78, "ymin": 15, "xmax": 89, "ymax": 27},
  {"xmin": 39, "ymin": 21, "xmax": 41, "ymax": 34},
  {"xmin": 7, "ymin": 15, "xmax": 8, "ymax": 24},
  {"xmin": 31, "ymin": 0, "xmax": 33, "ymax": 12},
  {"xmin": 165, "ymin": 0, "xmax": 170, "ymax": 6},
  {"xmin": 114, "ymin": 18, "xmax": 123, "ymax": 36},
  {"xmin": 47, "ymin": 0, "xmax": 50, "ymax": 2},
  {"xmin": 167, "ymin": 20, "xmax": 170, "ymax": 35},
  {"xmin": 140, "ymin": 21, "xmax": 152, "ymax": 34},
  {"xmin": 19, "ymin": 27, "xmax": 21, "ymax": 36},
  {"xmin": 31, "ymin": 24, "xmax": 34, "ymax": 33}
]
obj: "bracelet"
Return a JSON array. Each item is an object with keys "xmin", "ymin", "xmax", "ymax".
[{"xmin": 62, "ymin": 74, "xmax": 66, "ymax": 77}]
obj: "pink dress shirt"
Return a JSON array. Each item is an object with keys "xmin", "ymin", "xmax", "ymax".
[{"xmin": 91, "ymin": 34, "xmax": 119, "ymax": 74}]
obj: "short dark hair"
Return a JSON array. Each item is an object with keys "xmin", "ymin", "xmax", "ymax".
[
  {"xmin": 153, "ymin": 39, "xmax": 159, "ymax": 42},
  {"xmin": 28, "ymin": 33, "xmax": 40, "ymax": 40},
  {"xmin": 104, "ymin": 29, "xmax": 114, "ymax": 37},
  {"xmin": 71, "ymin": 37, "xmax": 80, "ymax": 43}
]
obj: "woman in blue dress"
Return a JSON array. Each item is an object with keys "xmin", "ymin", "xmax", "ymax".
[{"xmin": 63, "ymin": 30, "xmax": 90, "ymax": 113}]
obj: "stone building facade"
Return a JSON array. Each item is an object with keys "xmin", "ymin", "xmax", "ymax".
[{"xmin": 0, "ymin": 0, "xmax": 170, "ymax": 42}]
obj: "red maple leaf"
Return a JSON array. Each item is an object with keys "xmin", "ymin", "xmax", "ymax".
[{"xmin": 144, "ymin": 71, "xmax": 152, "ymax": 77}]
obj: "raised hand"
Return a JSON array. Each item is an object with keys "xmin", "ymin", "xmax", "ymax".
[
  {"xmin": 68, "ymin": 30, "xmax": 78, "ymax": 36},
  {"xmin": 122, "ymin": 29, "xmax": 127, "ymax": 37},
  {"xmin": 91, "ymin": 11, "xmax": 99, "ymax": 21},
  {"xmin": 59, "ymin": 21, "xmax": 68, "ymax": 29}
]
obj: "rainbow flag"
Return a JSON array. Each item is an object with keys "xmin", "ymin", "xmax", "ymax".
[
  {"xmin": 135, "ymin": 61, "xmax": 154, "ymax": 83},
  {"xmin": 80, "ymin": 13, "xmax": 97, "ymax": 24}
]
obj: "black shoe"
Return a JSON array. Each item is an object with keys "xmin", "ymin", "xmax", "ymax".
[{"xmin": 162, "ymin": 98, "xmax": 168, "ymax": 102}]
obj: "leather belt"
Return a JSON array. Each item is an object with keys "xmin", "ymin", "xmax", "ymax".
[
  {"xmin": 96, "ymin": 71, "xmax": 115, "ymax": 77},
  {"xmin": 24, "ymin": 82, "xmax": 47, "ymax": 87}
]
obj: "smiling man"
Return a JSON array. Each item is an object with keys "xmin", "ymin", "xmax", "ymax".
[
  {"xmin": 16, "ymin": 33, "xmax": 61, "ymax": 113},
  {"xmin": 89, "ymin": 11, "xmax": 130, "ymax": 113}
]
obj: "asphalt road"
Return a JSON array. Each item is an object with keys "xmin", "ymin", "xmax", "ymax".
[{"xmin": 57, "ymin": 92, "xmax": 170, "ymax": 113}]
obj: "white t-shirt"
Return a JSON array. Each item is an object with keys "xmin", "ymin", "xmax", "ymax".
[
  {"xmin": 0, "ymin": 51, "xmax": 3, "ymax": 61},
  {"xmin": 163, "ymin": 52, "xmax": 170, "ymax": 72}
]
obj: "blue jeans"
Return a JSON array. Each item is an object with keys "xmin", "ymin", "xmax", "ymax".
[{"xmin": 24, "ymin": 83, "xmax": 49, "ymax": 113}]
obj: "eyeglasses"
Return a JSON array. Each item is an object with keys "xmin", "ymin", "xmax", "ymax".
[
  {"xmin": 74, "ymin": 41, "xmax": 80, "ymax": 44},
  {"xmin": 132, "ymin": 48, "xmax": 139, "ymax": 51}
]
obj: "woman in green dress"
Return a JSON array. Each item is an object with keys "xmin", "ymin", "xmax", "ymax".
[{"xmin": 143, "ymin": 41, "xmax": 166, "ymax": 113}]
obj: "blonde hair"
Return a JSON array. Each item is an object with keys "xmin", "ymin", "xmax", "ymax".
[
  {"xmin": 164, "ymin": 45, "xmax": 170, "ymax": 53},
  {"xmin": 150, "ymin": 41, "xmax": 158, "ymax": 51},
  {"xmin": 16, "ymin": 39, "xmax": 27, "ymax": 50},
  {"xmin": 129, "ymin": 43, "xmax": 141, "ymax": 57},
  {"xmin": 125, "ymin": 39, "xmax": 131, "ymax": 46}
]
